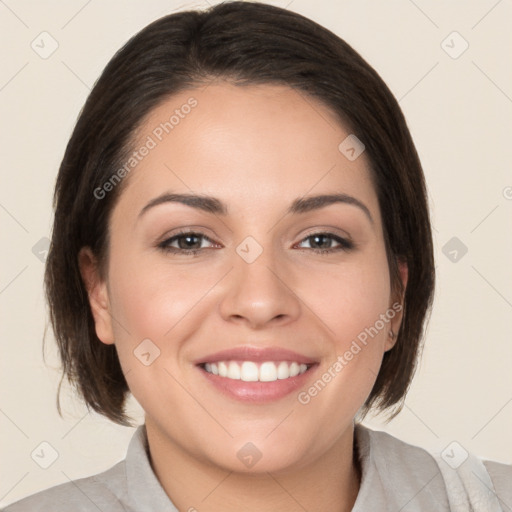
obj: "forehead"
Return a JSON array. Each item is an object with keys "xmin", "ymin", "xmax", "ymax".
[{"xmin": 115, "ymin": 82, "xmax": 380, "ymax": 224}]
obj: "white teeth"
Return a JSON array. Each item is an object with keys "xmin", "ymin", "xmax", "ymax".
[
  {"xmin": 203, "ymin": 361, "xmax": 309, "ymax": 382},
  {"xmin": 259, "ymin": 362, "xmax": 277, "ymax": 382},
  {"xmin": 227, "ymin": 361, "xmax": 241, "ymax": 379},
  {"xmin": 240, "ymin": 361, "xmax": 259, "ymax": 382},
  {"xmin": 277, "ymin": 361, "xmax": 290, "ymax": 379},
  {"xmin": 218, "ymin": 361, "xmax": 228, "ymax": 377},
  {"xmin": 289, "ymin": 362, "xmax": 300, "ymax": 377}
]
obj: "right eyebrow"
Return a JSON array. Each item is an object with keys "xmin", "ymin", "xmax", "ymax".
[{"xmin": 138, "ymin": 193, "xmax": 228, "ymax": 220}]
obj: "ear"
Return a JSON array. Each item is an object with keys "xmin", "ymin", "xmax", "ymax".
[
  {"xmin": 384, "ymin": 258, "xmax": 408, "ymax": 351},
  {"xmin": 78, "ymin": 247, "xmax": 115, "ymax": 345}
]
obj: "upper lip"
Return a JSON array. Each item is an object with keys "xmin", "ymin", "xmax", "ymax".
[{"xmin": 195, "ymin": 346, "xmax": 318, "ymax": 365}]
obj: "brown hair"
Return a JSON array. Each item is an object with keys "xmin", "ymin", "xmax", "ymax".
[{"xmin": 45, "ymin": 0, "xmax": 435, "ymax": 425}]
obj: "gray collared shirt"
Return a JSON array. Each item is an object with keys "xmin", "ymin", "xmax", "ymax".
[{"xmin": 3, "ymin": 424, "xmax": 511, "ymax": 511}]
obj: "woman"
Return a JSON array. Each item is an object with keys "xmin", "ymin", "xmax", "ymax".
[{"xmin": 4, "ymin": 1, "xmax": 511, "ymax": 511}]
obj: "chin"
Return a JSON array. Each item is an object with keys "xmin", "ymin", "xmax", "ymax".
[{"xmin": 209, "ymin": 446, "xmax": 311, "ymax": 476}]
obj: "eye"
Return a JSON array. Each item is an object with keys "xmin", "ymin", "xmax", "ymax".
[
  {"xmin": 157, "ymin": 230, "xmax": 354, "ymax": 256},
  {"xmin": 158, "ymin": 231, "xmax": 218, "ymax": 254},
  {"xmin": 296, "ymin": 232, "xmax": 354, "ymax": 253}
]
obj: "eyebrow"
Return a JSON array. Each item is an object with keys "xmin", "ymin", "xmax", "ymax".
[{"xmin": 138, "ymin": 192, "xmax": 373, "ymax": 224}]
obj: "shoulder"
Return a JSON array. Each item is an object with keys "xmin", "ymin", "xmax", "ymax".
[
  {"xmin": 484, "ymin": 459, "xmax": 512, "ymax": 506},
  {"xmin": 353, "ymin": 424, "xmax": 451, "ymax": 510},
  {"xmin": 356, "ymin": 424, "xmax": 512, "ymax": 511},
  {"xmin": 356, "ymin": 423, "xmax": 443, "ymax": 475},
  {"xmin": 1, "ymin": 425, "xmax": 172, "ymax": 512},
  {"xmin": 1, "ymin": 460, "xmax": 129, "ymax": 512}
]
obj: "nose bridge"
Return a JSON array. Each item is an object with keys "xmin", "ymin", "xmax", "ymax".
[{"xmin": 218, "ymin": 238, "xmax": 301, "ymax": 327}]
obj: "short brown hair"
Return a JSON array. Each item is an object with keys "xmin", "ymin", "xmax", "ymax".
[{"xmin": 45, "ymin": 1, "xmax": 435, "ymax": 425}]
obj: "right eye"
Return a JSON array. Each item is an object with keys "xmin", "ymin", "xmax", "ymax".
[{"xmin": 158, "ymin": 231, "xmax": 219, "ymax": 255}]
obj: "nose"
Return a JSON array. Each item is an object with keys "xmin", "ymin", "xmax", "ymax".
[{"xmin": 218, "ymin": 245, "xmax": 301, "ymax": 330}]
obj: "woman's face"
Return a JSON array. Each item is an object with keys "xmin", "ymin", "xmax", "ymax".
[{"xmin": 82, "ymin": 82, "xmax": 406, "ymax": 473}]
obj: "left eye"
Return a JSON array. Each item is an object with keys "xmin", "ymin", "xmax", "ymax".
[{"xmin": 297, "ymin": 233, "xmax": 353, "ymax": 251}]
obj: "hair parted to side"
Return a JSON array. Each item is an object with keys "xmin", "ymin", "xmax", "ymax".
[{"xmin": 45, "ymin": 0, "xmax": 435, "ymax": 425}]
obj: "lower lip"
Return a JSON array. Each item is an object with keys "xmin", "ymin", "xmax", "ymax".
[{"xmin": 198, "ymin": 365, "xmax": 318, "ymax": 403}]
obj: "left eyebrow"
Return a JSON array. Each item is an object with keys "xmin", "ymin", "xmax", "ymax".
[
  {"xmin": 287, "ymin": 193, "xmax": 374, "ymax": 224},
  {"xmin": 137, "ymin": 192, "xmax": 373, "ymax": 224}
]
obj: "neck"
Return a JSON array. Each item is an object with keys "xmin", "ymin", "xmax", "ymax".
[{"xmin": 146, "ymin": 421, "xmax": 361, "ymax": 512}]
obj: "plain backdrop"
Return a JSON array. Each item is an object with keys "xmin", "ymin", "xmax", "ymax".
[{"xmin": 1, "ymin": 0, "xmax": 511, "ymax": 506}]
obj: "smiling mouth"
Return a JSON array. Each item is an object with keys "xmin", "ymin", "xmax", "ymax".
[{"xmin": 201, "ymin": 360, "xmax": 312, "ymax": 382}]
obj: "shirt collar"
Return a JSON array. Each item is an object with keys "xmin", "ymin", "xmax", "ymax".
[
  {"xmin": 125, "ymin": 424, "xmax": 179, "ymax": 511},
  {"xmin": 124, "ymin": 423, "xmax": 374, "ymax": 511}
]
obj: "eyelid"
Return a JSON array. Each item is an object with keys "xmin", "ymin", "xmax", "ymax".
[
  {"xmin": 294, "ymin": 225, "xmax": 353, "ymax": 243},
  {"xmin": 157, "ymin": 226, "xmax": 220, "ymax": 243}
]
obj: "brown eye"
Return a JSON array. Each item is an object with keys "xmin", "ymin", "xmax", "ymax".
[
  {"xmin": 175, "ymin": 234, "xmax": 203, "ymax": 250},
  {"xmin": 158, "ymin": 232, "xmax": 216, "ymax": 254},
  {"xmin": 297, "ymin": 233, "xmax": 354, "ymax": 253}
]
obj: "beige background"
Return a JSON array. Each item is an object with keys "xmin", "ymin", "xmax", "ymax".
[{"xmin": 1, "ymin": 0, "xmax": 511, "ymax": 506}]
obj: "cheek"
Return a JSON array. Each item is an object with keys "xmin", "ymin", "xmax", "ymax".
[
  {"xmin": 104, "ymin": 251, "xmax": 230, "ymax": 397},
  {"xmin": 104, "ymin": 254, "xmax": 204, "ymax": 409},
  {"xmin": 297, "ymin": 261, "xmax": 392, "ymax": 428},
  {"xmin": 107, "ymin": 250, "xmax": 216, "ymax": 339},
  {"xmin": 306, "ymin": 252, "xmax": 392, "ymax": 347}
]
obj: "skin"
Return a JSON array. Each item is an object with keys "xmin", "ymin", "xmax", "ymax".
[{"xmin": 80, "ymin": 82, "xmax": 407, "ymax": 512}]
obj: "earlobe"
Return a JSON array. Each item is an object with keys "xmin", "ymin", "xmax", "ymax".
[
  {"xmin": 385, "ymin": 329, "xmax": 397, "ymax": 351},
  {"xmin": 78, "ymin": 247, "xmax": 115, "ymax": 345}
]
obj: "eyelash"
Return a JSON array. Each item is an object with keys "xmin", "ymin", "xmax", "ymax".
[{"xmin": 157, "ymin": 230, "xmax": 355, "ymax": 256}]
